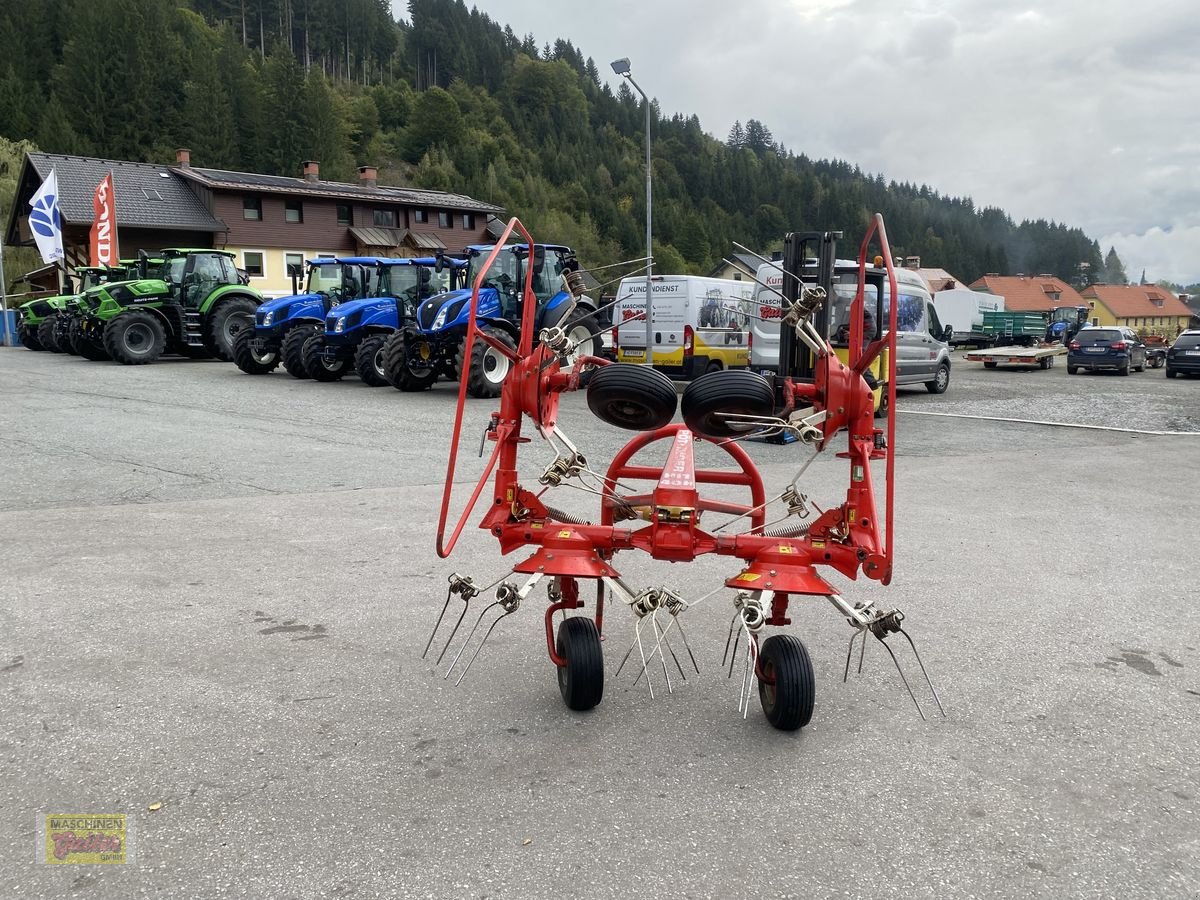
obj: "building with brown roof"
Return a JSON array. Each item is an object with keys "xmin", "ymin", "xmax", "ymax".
[
  {"xmin": 1078, "ymin": 284, "xmax": 1191, "ymax": 337},
  {"xmin": 5, "ymin": 150, "xmax": 503, "ymax": 298},
  {"xmin": 969, "ymin": 274, "xmax": 1089, "ymax": 316}
]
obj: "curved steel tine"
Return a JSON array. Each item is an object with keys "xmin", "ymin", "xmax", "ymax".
[
  {"xmin": 454, "ymin": 604, "xmax": 517, "ymax": 686},
  {"xmin": 655, "ymin": 614, "xmax": 686, "ymax": 682},
  {"xmin": 843, "ymin": 629, "xmax": 861, "ymax": 683},
  {"xmin": 858, "ymin": 626, "xmax": 868, "ymax": 675},
  {"xmin": 897, "ymin": 627, "xmax": 945, "ymax": 717},
  {"xmin": 423, "ymin": 588, "xmax": 455, "ymax": 659},
  {"xmin": 614, "ymin": 639, "xmax": 638, "ymax": 677},
  {"xmin": 445, "ymin": 599, "xmax": 500, "ymax": 680},
  {"xmin": 632, "ymin": 613, "xmax": 654, "ymax": 699},
  {"xmin": 433, "ymin": 599, "xmax": 471, "ymax": 666},
  {"xmin": 874, "ymin": 634, "xmax": 927, "ymax": 721},
  {"xmin": 722, "ymin": 612, "xmax": 740, "ymax": 672},
  {"xmin": 673, "ymin": 616, "xmax": 701, "ymax": 674}
]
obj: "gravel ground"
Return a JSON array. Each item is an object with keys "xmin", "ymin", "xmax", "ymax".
[{"xmin": 1, "ymin": 346, "xmax": 1198, "ymax": 900}]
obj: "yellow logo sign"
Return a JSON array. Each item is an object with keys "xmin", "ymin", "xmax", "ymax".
[
  {"xmin": 736, "ymin": 572, "xmax": 761, "ymax": 582},
  {"xmin": 43, "ymin": 815, "xmax": 127, "ymax": 865}
]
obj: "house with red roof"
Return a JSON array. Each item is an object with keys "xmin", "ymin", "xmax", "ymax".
[
  {"xmin": 968, "ymin": 274, "xmax": 1089, "ymax": 315},
  {"xmin": 1078, "ymin": 284, "xmax": 1191, "ymax": 337}
]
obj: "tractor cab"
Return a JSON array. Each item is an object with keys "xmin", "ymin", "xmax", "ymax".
[
  {"xmin": 459, "ymin": 243, "xmax": 575, "ymax": 324},
  {"xmin": 156, "ymin": 249, "xmax": 242, "ymax": 308}
]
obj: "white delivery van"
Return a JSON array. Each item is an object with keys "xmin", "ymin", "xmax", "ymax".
[
  {"xmin": 751, "ymin": 262, "xmax": 954, "ymax": 393},
  {"xmin": 613, "ymin": 275, "xmax": 754, "ymax": 378}
]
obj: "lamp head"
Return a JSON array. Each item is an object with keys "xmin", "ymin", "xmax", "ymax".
[{"xmin": 610, "ymin": 57, "xmax": 631, "ymax": 76}]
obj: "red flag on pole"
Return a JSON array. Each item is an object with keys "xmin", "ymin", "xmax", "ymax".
[{"xmin": 90, "ymin": 172, "xmax": 119, "ymax": 267}]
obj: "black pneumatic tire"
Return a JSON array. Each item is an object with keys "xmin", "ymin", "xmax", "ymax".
[
  {"xmin": 680, "ymin": 369, "xmax": 775, "ymax": 438},
  {"xmin": 301, "ymin": 334, "xmax": 348, "ymax": 381},
  {"xmin": 207, "ymin": 296, "xmax": 258, "ymax": 361},
  {"xmin": 757, "ymin": 634, "xmax": 815, "ymax": 731},
  {"xmin": 104, "ymin": 309, "xmax": 166, "ymax": 365},
  {"xmin": 354, "ymin": 334, "xmax": 390, "ymax": 386},
  {"xmin": 925, "ymin": 361, "xmax": 951, "ymax": 394},
  {"xmin": 77, "ymin": 334, "xmax": 110, "ymax": 361},
  {"xmin": 38, "ymin": 318, "xmax": 63, "ymax": 353},
  {"xmin": 586, "ymin": 364, "xmax": 678, "ymax": 431},
  {"xmin": 459, "ymin": 326, "xmax": 517, "ymax": 398},
  {"xmin": 282, "ymin": 324, "xmax": 318, "ymax": 379},
  {"xmin": 232, "ymin": 327, "xmax": 280, "ymax": 374},
  {"xmin": 19, "ymin": 325, "xmax": 44, "ymax": 351},
  {"xmin": 556, "ymin": 617, "xmax": 604, "ymax": 711},
  {"xmin": 383, "ymin": 331, "xmax": 437, "ymax": 392}
]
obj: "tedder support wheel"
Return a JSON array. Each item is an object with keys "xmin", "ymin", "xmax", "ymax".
[
  {"xmin": 459, "ymin": 325, "xmax": 517, "ymax": 398},
  {"xmin": 282, "ymin": 324, "xmax": 318, "ymax": 379},
  {"xmin": 586, "ymin": 363, "xmax": 678, "ymax": 431},
  {"xmin": 680, "ymin": 369, "xmax": 775, "ymax": 438},
  {"xmin": 384, "ymin": 331, "xmax": 437, "ymax": 391},
  {"xmin": 207, "ymin": 297, "xmax": 258, "ymax": 362},
  {"xmin": 104, "ymin": 309, "xmax": 166, "ymax": 365},
  {"xmin": 232, "ymin": 327, "xmax": 279, "ymax": 374},
  {"xmin": 301, "ymin": 333, "xmax": 349, "ymax": 382},
  {"xmin": 354, "ymin": 334, "xmax": 390, "ymax": 386},
  {"xmin": 757, "ymin": 634, "xmax": 815, "ymax": 731},
  {"xmin": 556, "ymin": 616, "xmax": 604, "ymax": 711}
]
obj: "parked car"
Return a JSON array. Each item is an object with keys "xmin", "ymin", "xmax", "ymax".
[
  {"xmin": 1165, "ymin": 329, "xmax": 1200, "ymax": 378},
  {"xmin": 1066, "ymin": 326, "xmax": 1146, "ymax": 375}
]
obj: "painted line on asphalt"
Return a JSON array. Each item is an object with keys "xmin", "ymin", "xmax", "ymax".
[{"xmin": 898, "ymin": 409, "xmax": 1200, "ymax": 436}]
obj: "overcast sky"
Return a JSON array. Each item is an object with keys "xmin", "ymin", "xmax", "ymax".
[{"xmin": 397, "ymin": 1, "xmax": 1200, "ymax": 284}]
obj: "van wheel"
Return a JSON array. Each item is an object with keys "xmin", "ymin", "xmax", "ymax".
[
  {"xmin": 705, "ymin": 361, "xmax": 722, "ymax": 375},
  {"xmin": 925, "ymin": 362, "xmax": 950, "ymax": 394}
]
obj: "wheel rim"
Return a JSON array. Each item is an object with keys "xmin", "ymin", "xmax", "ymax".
[
  {"xmin": 373, "ymin": 346, "xmax": 386, "ymax": 378},
  {"xmin": 124, "ymin": 322, "xmax": 154, "ymax": 354},
  {"xmin": 936, "ymin": 366, "xmax": 949, "ymax": 390},
  {"xmin": 564, "ymin": 323, "xmax": 592, "ymax": 366},
  {"xmin": 759, "ymin": 657, "xmax": 777, "ymax": 713},
  {"xmin": 482, "ymin": 345, "xmax": 511, "ymax": 385},
  {"xmin": 224, "ymin": 313, "xmax": 251, "ymax": 345},
  {"xmin": 253, "ymin": 348, "xmax": 277, "ymax": 365}
]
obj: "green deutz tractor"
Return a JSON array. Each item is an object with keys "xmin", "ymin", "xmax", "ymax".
[
  {"xmin": 78, "ymin": 249, "xmax": 262, "ymax": 365},
  {"xmin": 51, "ymin": 266, "xmax": 131, "ymax": 355},
  {"xmin": 16, "ymin": 293, "xmax": 71, "ymax": 351}
]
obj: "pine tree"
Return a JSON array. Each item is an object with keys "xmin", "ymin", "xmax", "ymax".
[{"xmin": 1103, "ymin": 246, "xmax": 1128, "ymax": 284}]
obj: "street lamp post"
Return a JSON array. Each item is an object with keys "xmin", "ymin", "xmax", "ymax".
[{"xmin": 611, "ymin": 57, "xmax": 653, "ymax": 365}]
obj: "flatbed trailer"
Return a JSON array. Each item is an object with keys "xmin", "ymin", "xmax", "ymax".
[{"xmin": 965, "ymin": 344, "xmax": 1066, "ymax": 369}]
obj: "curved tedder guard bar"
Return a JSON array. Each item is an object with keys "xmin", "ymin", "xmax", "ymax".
[{"xmin": 436, "ymin": 217, "xmax": 538, "ymax": 558}]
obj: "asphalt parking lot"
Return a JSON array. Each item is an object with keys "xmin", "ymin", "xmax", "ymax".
[{"xmin": 2, "ymin": 347, "xmax": 1199, "ymax": 899}]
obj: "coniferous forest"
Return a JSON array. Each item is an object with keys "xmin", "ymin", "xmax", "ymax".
[{"xmin": 0, "ymin": 0, "xmax": 1112, "ymax": 284}]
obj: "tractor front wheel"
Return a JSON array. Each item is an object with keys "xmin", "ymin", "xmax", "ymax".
[
  {"xmin": 19, "ymin": 325, "xmax": 44, "ymax": 351},
  {"xmin": 232, "ymin": 328, "xmax": 279, "ymax": 375},
  {"xmin": 207, "ymin": 297, "xmax": 258, "ymax": 361},
  {"xmin": 354, "ymin": 335, "xmax": 390, "ymax": 386},
  {"xmin": 383, "ymin": 332, "xmax": 437, "ymax": 391},
  {"xmin": 302, "ymin": 334, "xmax": 349, "ymax": 382},
  {"xmin": 282, "ymin": 325, "xmax": 318, "ymax": 379},
  {"xmin": 38, "ymin": 318, "xmax": 63, "ymax": 353},
  {"xmin": 104, "ymin": 310, "xmax": 166, "ymax": 365},
  {"xmin": 459, "ymin": 326, "xmax": 516, "ymax": 398}
]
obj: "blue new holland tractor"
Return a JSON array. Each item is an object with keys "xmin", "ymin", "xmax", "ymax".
[
  {"xmin": 300, "ymin": 257, "xmax": 464, "ymax": 384},
  {"xmin": 232, "ymin": 257, "xmax": 369, "ymax": 378},
  {"xmin": 381, "ymin": 243, "xmax": 601, "ymax": 398}
]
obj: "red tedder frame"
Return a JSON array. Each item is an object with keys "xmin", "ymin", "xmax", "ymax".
[{"xmin": 436, "ymin": 214, "xmax": 900, "ymax": 667}]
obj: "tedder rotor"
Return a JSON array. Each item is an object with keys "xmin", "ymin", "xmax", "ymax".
[{"xmin": 426, "ymin": 215, "xmax": 942, "ymax": 730}]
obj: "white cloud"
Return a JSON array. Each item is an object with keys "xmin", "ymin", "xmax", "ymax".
[{"xmin": 397, "ymin": 0, "xmax": 1200, "ymax": 281}]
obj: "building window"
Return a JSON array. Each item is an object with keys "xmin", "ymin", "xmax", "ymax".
[
  {"xmin": 284, "ymin": 252, "xmax": 305, "ymax": 277},
  {"xmin": 243, "ymin": 196, "xmax": 262, "ymax": 221},
  {"xmin": 243, "ymin": 251, "xmax": 265, "ymax": 278},
  {"xmin": 414, "ymin": 209, "xmax": 428, "ymax": 224},
  {"xmin": 374, "ymin": 208, "xmax": 396, "ymax": 228},
  {"xmin": 462, "ymin": 213, "xmax": 476, "ymax": 230},
  {"xmin": 337, "ymin": 204, "xmax": 353, "ymax": 226},
  {"xmin": 438, "ymin": 211, "xmax": 452, "ymax": 228},
  {"xmin": 285, "ymin": 200, "xmax": 303, "ymax": 224}
]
